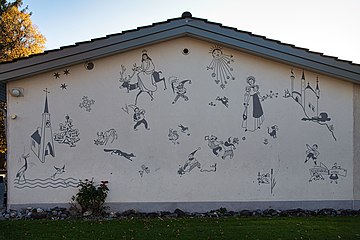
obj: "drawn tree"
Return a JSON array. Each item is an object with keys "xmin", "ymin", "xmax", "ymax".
[
  {"xmin": 54, "ymin": 115, "xmax": 80, "ymax": 147},
  {"xmin": 0, "ymin": 0, "xmax": 46, "ymax": 62}
]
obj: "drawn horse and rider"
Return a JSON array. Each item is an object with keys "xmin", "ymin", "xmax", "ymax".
[{"xmin": 119, "ymin": 51, "xmax": 166, "ymax": 105}]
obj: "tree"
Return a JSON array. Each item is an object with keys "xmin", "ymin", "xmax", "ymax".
[{"xmin": 0, "ymin": 0, "xmax": 46, "ymax": 62}]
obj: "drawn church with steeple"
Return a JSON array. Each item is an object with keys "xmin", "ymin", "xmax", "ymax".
[
  {"xmin": 30, "ymin": 89, "xmax": 55, "ymax": 163},
  {"xmin": 288, "ymin": 70, "xmax": 321, "ymax": 119}
]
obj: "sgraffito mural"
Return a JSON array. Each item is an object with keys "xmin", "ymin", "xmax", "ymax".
[
  {"xmin": 206, "ymin": 45, "xmax": 235, "ymax": 89},
  {"xmin": 54, "ymin": 115, "xmax": 80, "ymax": 147},
  {"xmin": 9, "ymin": 39, "xmax": 354, "ymax": 208},
  {"xmin": 177, "ymin": 147, "xmax": 202, "ymax": 176},
  {"xmin": 304, "ymin": 144, "xmax": 347, "ymax": 183},
  {"xmin": 79, "ymin": 96, "xmax": 95, "ymax": 112},
  {"xmin": 209, "ymin": 96, "xmax": 229, "ymax": 108},
  {"xmin": 308, "ymin": 162, "xmax": 347, "ymax": 183},
  {"xmin": 14, "ymin": 176, "xmax": 78, "ymax": 189},
  {"xmin": 53, "ymin": 69, "xmax": 70, "ymax": 89},
  {"xmin": 242, "ymin": 76, "xmax": 264, "ymax": 132},
  {"xmin": 267, "ymin": 125, "xmax": 279, "ymax": 139},
  {"xmin": 257, "ymin": 168, "xmax": 276, "ymax": 194},
  {"xmin": 169, "ymin": 77, "xmax": 192, "ymax": 104},
  {"xmin": 168, "ymin": 128, "xmax": 180, "ymax": 144},
  {"xmin": 104, "ymin": 148, "xmax": 136, "ymax": 161},
  {"xmin": 119, "ymin": 50, "xmax": 166, "ymax": 105},
  {"xmin": 168, "ymin": 124, "xmax": 191, "ymax": 144},
  {"xmin": 60, "ymin": 83, "xmax": 68, "ymax": 90},
  {"xmin": 15, "ymin": 153, "xmax": 30, "ymax": 183},
  {"xmin": 53, "ymin": 69, "xmax": 70, "ymax": 79},
  {"xmin": 139, "ymin": 164, "xmax": 150, "ymax": 178},
  {"xmin": 121, "ymin": 104, "xmax": 150, "ymax": 131},
  {"xmin": 30, "ymin": 89, "xmax": 55, "ymax": 163},
  {"xmin": 51, "ymin": 165, "xmax": 66, "ymax": 179},
  {"xmin": 14, "ymin": 152, "xmax": 78, "ymax": 189},
  {"xmin": 204, "ymin": 135, "xmax": 239, "ymax": 160},
  {"xmin": 94, "ymin": 129, "xmax": 118, "ymax": 146},
  {"xmin": 177, "ymin": 147, "xmax": 218, "ymax": 176},
  {"xmin": 284, "ymin": 70, "xmax": 336, "ymax": 140}
]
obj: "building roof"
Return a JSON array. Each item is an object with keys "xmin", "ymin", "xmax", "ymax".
[
  {"xmin": 31, "ymin": 130, "xmax": 41, "ymax": 144},
  {"xmin": 1, "ymin": 12, "xmax": 359, "ymax": 83}
]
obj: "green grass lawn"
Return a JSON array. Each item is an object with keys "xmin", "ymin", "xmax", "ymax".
[{"xmin": 1, "ymin": 216, "xmax": 360, "ymax": 240}]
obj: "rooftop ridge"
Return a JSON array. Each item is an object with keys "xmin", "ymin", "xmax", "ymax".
[{"xmin": 0, "ymin": 13, "xmax": 359, "ymax": 83}]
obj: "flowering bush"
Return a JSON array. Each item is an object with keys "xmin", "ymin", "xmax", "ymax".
[{"xmin": 71, "ymin": 178, "xmax": 109, "ymax": 215}]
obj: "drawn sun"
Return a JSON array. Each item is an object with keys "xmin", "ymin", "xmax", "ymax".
[{"xmin": 206, "ymin": 45, "xmax": 235, "ymax": 89}]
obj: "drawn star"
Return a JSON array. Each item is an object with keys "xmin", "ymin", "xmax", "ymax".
[
  {"xmin": 63, "ymin": 69, "xmax": 70, "ymax": 76},
  {"xmin": 60, "ymin": 83, "xmax": 68, "ymax": 90},
  {"xmin": 53, "ymin": 72, "xmax": 61, "ymax": 79}
]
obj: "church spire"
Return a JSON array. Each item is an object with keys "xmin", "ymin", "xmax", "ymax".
[
  {"xmin": 44, "ymin": 95, "xmax": 49, "ymax": 113},
  {"xmin": 315, "ymin": 76, "xmax": 320, "ymax": 96},
  {"xmin": 43, "ymin": 88, "xmax": 50, "ymax": 114}
]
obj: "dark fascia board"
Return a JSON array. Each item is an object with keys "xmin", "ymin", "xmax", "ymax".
[{"xmin": 0, "ymin": 16, "xmax": 359, "ymax": 83}]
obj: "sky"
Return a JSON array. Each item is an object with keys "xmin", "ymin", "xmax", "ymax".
[{"xmin": 22, "ymin": 0, "xmax": 360, "ymax": 64}]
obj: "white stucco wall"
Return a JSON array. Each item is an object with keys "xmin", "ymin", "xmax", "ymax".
[{"xmin": 6, "ymin": 37, "xmax": 355, "ymax": 210}]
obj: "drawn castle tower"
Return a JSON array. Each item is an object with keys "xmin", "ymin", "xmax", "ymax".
[
  {"xmin": 290, "ymin": 70, "xmax": 320, "ymax": 118},
  {"xmin": 301, "ymin": 71, "xmax": 307, "ymax": 107},
  {"xmin": 30, "ymin": 89, "xmax": 55, "ymax": 163}
]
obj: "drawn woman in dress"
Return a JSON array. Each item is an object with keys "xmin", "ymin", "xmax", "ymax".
[
  {"xmin": 135, "ymin": 50, "xmax": 157, "ymax": 104},
  {"xmin": 242, "ymin": 76, "xmax": 264, "ymax": 132}
]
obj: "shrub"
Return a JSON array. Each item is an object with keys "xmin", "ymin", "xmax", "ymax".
[{"xmin": 71, "ymin": 178, "xmax": 109, "ymax": 216}]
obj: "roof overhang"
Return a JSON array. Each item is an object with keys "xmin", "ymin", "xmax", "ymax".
[{"xmin": 1, "ymin": 15, "xmax": 359, "ymax": 83}]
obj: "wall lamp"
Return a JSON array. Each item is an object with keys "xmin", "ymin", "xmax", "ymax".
[{"xmin": 10, "ymin": 88, "xmax": 24, "ymax": 97}]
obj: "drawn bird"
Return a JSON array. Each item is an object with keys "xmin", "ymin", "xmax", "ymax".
[
  {"xmin": 178, "ymin": 124, "xmax": 190, "ymax": 136},
  {"xmin": 52, "ymin": 165, "xmax": 65, "ymax": 179},
  {"xmin": 178, "ymin": 124, "xmax": 188, "ymax": 132},
  {"xmin": 16, "ymin": 154, "xmax": 29, "ymax": 183}
]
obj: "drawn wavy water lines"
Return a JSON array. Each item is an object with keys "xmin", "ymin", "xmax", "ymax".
[{"xmin": 14, "ymin": 177, "xmax": 79, "ymax": 189}]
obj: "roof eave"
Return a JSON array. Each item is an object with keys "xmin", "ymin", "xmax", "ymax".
[{"xmin": 0, "ymin": 17, "xmax": 359, "ymax": 83}]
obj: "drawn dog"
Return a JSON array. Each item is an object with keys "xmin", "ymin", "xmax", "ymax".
[
  {"xmin": 267, "ymin": 125, "xmax": 279, "ymax": 139},
  {"xmin": 104, "ymin": 149, "xmax": 135, "ymax": 161}
]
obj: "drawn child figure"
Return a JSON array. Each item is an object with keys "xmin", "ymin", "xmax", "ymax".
[
  {"xmin": 221, "ymin": 137, "xmax": 239, "ymax": 160},
  {"xmin": 178, "ymin": 147, "xmax": 201, "ymax": 175},
  {"xmin": 329, "ymin": 163, "xmax": 339, "ymax": 184},
  {"xmin": 205, "ymin": 135, "xmax": 223, "ymax": 156},
  {"xmin": 169, "ymin": 77, "xmax": 192, "ymax": 104},
  {"xmin": 130, "ymin": 105, "xmax": 149, "ymax": 131},
  {"xmin": 242, "ymin": 76, "xmax": 264, "ymax": 132},
  {"xmin": 305, "ymin": 144, "xmax": 319, "ymax": 165}
]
